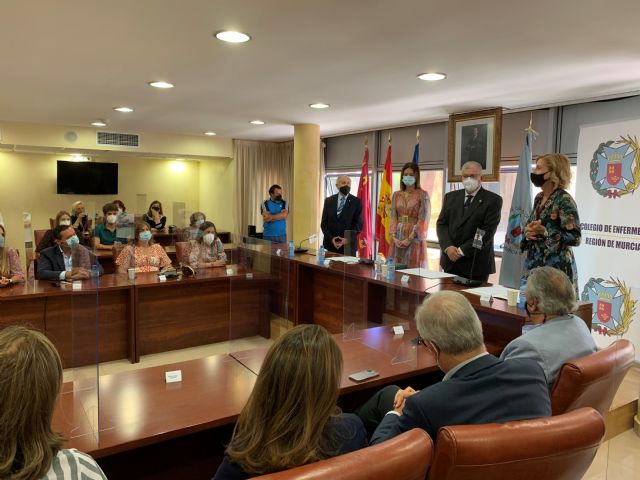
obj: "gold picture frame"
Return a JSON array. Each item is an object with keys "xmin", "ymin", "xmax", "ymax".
[{"xmin": 447, "ymin": 108, "xmax": 502, "ymax": 182}]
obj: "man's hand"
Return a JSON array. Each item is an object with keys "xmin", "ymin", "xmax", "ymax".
[
  {"xmin": 445, "ymin": 246, "xmax": 462, "ymax": 262},
  {"xmin": 68, "ymin": 268, "xmax": 90, "ymax": 280},
  {"xmin": 393, "ymin": 386, "xmax": 417, "ymax": 414}
]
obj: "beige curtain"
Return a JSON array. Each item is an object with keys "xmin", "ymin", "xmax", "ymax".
[{"xmin": 234, "ymin": 140, "xmax": 293, "ymax": 241}]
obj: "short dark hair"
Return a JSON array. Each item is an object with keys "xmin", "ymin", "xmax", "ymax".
[
  {"xmin": 52, "ymin": 224, "xmax": 73, "ymax": 240},
  {"xmin": 102, "ymin": 202, "xmax": 118, "ymax": 215},
  {"xmin": 269, "ymin": 185, "xmax": 282, "ymax": 195}
]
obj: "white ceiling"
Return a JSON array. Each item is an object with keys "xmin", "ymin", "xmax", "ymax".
[{"xmin": 1, "ymin": 0, "xmax": 639, "ymax": 142}]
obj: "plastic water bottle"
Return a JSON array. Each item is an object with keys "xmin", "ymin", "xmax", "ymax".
[
  {"xmin": 386, "ymin": 258, "xmax": 395, "ymax": 281},
  {"xmin": 288, "ymin": 240, "xmax": 295, "ymax": 258},
  {"xmin": 374, "ymin": 254, "xmax": 383, "ymax": 276},
  {"xmin": 317, "ymin": 245, "xmax": 326, "ymax": 265},
  {"xmin": 518, "ymin": 278, "xmax": 527, "ymax": 309},
  {"xmin": 91, "ymin": 263, "xmax": 100, "ymax": 279}
]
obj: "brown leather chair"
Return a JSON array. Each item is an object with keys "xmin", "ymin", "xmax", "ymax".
[
  {"xmin": 427, "ymin": 408, "xmax": 604, "ymax": 480},
  {"xmin": 550, "ymin": 339, "xmax": 635, "ymax": 416},
  {"xmin": 34, "ymin": 229, "xmax": 49, "ymax": 250},
  {"xmin": 254, "ymin": 429, "xmax": 432, "ymax": 480}
]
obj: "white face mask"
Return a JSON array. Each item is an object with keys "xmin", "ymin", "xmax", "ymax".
[
  {"xmin": 59, "ymin": 220, "xmax": 71, "ymax": 226},
  {"xmin": 462, "ymin": 176, "xmax": 479, "ymax": 194},
  {"xmin": 106, "ymin": 214, "xmax": 117, "ymax": 224},
  {"xmin": 203, "ymin": 233, "xmax": 215, "ymax": 245},
  {"xmin": 195, "ymin": 218, "xmax": 204, "ymax": 226}
]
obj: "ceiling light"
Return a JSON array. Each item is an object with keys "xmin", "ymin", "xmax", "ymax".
[
  {"xmin": 249, "ymin": 120, "xmax": 265, "ymax": 125},
  {"xmin": 113, "ymin": 106, "xmax": 133, "ymax": 113},
  {"xmin": 148, "ymin": 81, "xmax": 174, "ymax": 89},
  {"xmin": 309, "ymin": 103, "xmax": 330, "ymax": 109},
  {"xmin": 91, "ymin": 120, "xmax": 107, "ymax": 127},
  {"xmin": 417, "ymin": 72, "xmax": 447, "ymax": 81},
  {"xmin": 215, "ymin": 31, "xmax": 251, "ymax": 43},
  {"xmin": 204, "ymin": 131, "xmax": 217, "ymax": 136}
]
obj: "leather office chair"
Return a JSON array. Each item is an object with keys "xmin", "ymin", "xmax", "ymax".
[
  {"xmin": 34, "ymin": 229, "xmax": 49, "ymax": 250},
  {"xmin": 550, "ymin": 339, "xmax": 635, "ymax": 416},
  {"xmin": 427, "ymin": 408, "xmax": 604, "ymax": 480},
  {"xmin": 254, "ymin": 429, "xmax": 432, "ymax": 480}
]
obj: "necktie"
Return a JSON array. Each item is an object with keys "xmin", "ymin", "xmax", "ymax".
[
  {"xmin": 464, "ymin": 195, "xmax": 473, "ymax": 209},
  {"xmin": 337, "ymin": 196, "xmax": 346, "ymax": 216}
]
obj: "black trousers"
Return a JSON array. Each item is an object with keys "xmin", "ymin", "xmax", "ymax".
[{"xmin": 354, "ymin": 385, "xmax": 400, "ymax": 440}]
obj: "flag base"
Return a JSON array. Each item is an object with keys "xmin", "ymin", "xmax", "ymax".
[{"xmin": 452, "ymin": 276, "xmax": 481, "ymax": 287}]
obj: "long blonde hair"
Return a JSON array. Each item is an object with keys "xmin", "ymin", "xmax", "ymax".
[
  {"xmin": 0, "ymin": 225, "xmax": 9, "ymax": 278},
  {"xmin": 0, "ymin": 326, "xmax": 64, "ymax": 479},
  {"xmin": 227, "ymin": 325, "xmax": 343, "ymax": 475},
  {"xmin": 538, "ymin": 153, "xmax": 572, "ymax": 190}
]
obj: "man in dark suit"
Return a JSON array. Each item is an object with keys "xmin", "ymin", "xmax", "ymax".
[
  {"xmin": 37, "ymin": 225, "xmax": 99, "ymax": 281},
  {"xmin": 437, "ymin": 161, "xmax": 502, "ymax": 282},
  {"xmin": 356, "ymin": 291, "xmax": 551, "ymax": 443},
  {"xmin": 321, "ymin": 175, "xmax": 363, "ymax": 253}
]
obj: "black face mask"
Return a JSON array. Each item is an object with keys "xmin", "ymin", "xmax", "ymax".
[
  {"xmin": 530, "ymin": 171, "xmax": 549, "ymax": 187},
  {"xmin": 273, "ymin": 195, "xmax": 283, "ymax": 202},
  {"xmin": 339, "ymin": 186, "xmax": 350, "ymax": 195}
]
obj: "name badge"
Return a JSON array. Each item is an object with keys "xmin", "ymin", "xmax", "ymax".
[
  {"xmin": 165, "ymin": 370, "xmax": 182, "ymax": 383},
  {"xmin": 393, "ymin": 325, "xmax": 405, "ymax": 335},
  {"xmin": 158, "ymin": 275, "xmax": 167, "ymax": 282}
]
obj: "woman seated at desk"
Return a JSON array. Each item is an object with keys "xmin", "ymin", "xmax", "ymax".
[
  {"xmin": 36, "ymin": 210, "xmax": 73, "ymax": 252},
  {"xmin": 187, "ymin": 221, "xmax": 227, "ymax": 268},
  {"xmin": 188, "ymin": 211, "xmax": 206, "ymax": 240},
  {"xmin": 0, "ymin": 225, "xmax": 25, "ymax": 287},
  {"xmin": 116, "ymin": 222, "xmax": 172, "ymax": 273},
  {"xmin": 143, "ymin": 200, "xmax": 166, "ymax": 232},
  {"xmin": 213, "ymin": 324, "xmax": 366, "ymax": 479},
  {"xmin": 0, "ymin": 326, "xmax": 107, "ymax": 479},
  {"xmin": 70, "ymin": 201, "xmax": 91, "ymax": 243}
]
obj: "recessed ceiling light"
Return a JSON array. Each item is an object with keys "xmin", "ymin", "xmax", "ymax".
[
  {"xmin": 215, "ymin": 31, "xmax": 251, "ymax": 43},
  {"xmin": 113, "ymin": 106, "xmax": 133, "ymax": 113},
  {"xmin": 249, "ymin": 120, "xmax": 265, "ymax": 125},
  {"xmin": 309, "ymin": 103, "xmax": 330, "ymax": 109},
  {"xmin": 204, "ymin": 131, "xmax": 217, "ymax": 136},
  {"xmin": 417, "ymin": 72, "xmax": 447, "ymax": 81},
  {"xmin": 91, "ymin": 120, "xmax": 107, "ymax": 127},
  {"xmin": 148, "ymin": 81, "xmax": 174, "ymax": 89}
]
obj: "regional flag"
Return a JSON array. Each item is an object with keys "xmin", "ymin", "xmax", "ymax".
[
  {"xmin": 376, "ymin": 139, "xmax": 393, "ymax": 256},
  {"xmin": 412, "ymin": 129, "xmax": 420, "ymax": 164},
  {"xmin": 499, "ymin": 129, "xmax": 534, "ymax": 288},
  {"xmin": 357, "ymin": 143, "xmax": 372, "ymax": 259}
]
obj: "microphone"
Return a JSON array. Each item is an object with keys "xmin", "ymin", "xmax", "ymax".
[
  {"xmin": 295, "ymin": 234, "xmax": 317, "ymax": 253},
  {"xmin": 453, "ymin": 228, "xmax": 485, "ymax": 286}
]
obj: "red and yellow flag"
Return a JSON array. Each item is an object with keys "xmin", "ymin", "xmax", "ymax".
[
  {"xmin": 357, "ymin": 143, "xmax": 372, "ymax": 259},
  {"xmin": 376, "ymin": 139, "xmax": 393, "ymax": 257}
]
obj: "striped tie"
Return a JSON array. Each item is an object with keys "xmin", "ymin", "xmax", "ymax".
[{"xmin": 337, "ymin": 196, "xmax": 346, "ymax": 216}]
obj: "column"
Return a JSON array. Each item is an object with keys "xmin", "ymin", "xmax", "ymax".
[{"xmin": 292, "ymin": 124, "xmax": 320, "ymax": 246}]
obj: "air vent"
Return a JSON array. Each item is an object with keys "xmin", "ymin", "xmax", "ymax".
[{"xmin": 97, "ymin": 132, "xmax": 139, "ymax": 147}]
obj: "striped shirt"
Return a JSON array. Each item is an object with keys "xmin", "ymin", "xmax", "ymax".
[{"xmin": 42, "ymin": 449, "xmax": 107, "ymax": 480}]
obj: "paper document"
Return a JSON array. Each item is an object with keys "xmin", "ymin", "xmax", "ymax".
[
  {"xmin": 463, "ymin": 285, "xmax": 510, "ymax": 300},
  {"xmin": 327, "ymin": 256, "xmax": 360, "ymax": 264},
  {"xmin": 396, "ymin": 268, "xmax": 456, "ymax": 279}
]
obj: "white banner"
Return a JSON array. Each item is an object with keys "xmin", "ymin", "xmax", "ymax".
[{"xmin": 575, "ymin": 119, "xmax": 640, "ymax": 360}]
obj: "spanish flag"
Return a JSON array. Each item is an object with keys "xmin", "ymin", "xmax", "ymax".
[
  {"xmin": 376, "ymin": 137, "xmax": 393, "ymax": 256},
  {"xmin": 357, "ymin": 142, "xmax": 372, "ymax": 259}
]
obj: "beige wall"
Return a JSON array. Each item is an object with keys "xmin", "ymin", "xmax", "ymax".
[{"xmin": 0, "ymin": 151, "xmax": 235, "ymax": 264}]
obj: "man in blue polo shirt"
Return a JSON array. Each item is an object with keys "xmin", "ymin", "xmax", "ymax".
[{"xmin": 261, "ymin": 184, "xmax": 288, "ymax": 244}]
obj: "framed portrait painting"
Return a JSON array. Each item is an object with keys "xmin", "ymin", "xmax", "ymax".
[{"xmin": 447, "ymin": 108, "xmax": 502, "ymax": 182}]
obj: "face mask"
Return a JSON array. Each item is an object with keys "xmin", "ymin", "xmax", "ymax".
[
  {"xmin": 152, "ymin": 206, "xmax": 160, "ymax": 212},
  {"xmin": 106, "ymin": 214, "xmax": 117, "ymax": 224},
  {"xmin": 339, "ymin": 185, "xmax": 350, "ymax": 195},
  {"xmin": 402, "ymin": 175, "xmax": 416, "ymax": 187},
  {"xmin": 203, "ymin": 233, "xmax": 216, "ymax": 245},
  {"xmin": 59, "ymin": 220, "xmax": 71, "ymax": 226},
  {"xmin": 0, "ymin": 236, "xmax": 4, "ymax": 248},
  {"xmin": 530, "ymin": 171, "xmax": 549, "ymax": 187},
  {"xmin": 195, "ymin": 219, "xmax": 205, "ymax": 226},
  {"xmin": 66, "ymin": 235, "xmax": 80, "ymax": 248},
  {"xmin": 462, "ymin": 176, "xmax": 479, "ymax": 194},
  {"xmin": 273, "ymin": 195, "xmax": 283, "ymax": 202},
  {"xmin": 139, "ymin": 231, "xmax": 152, "ymax": 241}
]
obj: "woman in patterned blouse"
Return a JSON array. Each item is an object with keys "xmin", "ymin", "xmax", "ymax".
[
  {"xmin": 0, "ymin": 225, "xmax": 25, "ymax": 287},
  {"xmin": 187, "ymin": 221, "xmax": 227, "ymax": 268},
  {"xmin": 116, "ymin": 221, "xmax": 172, "ymax": 273},
  {"xmin": 521, "ymin": 153, "xmax": 581, "ymax": 292}
]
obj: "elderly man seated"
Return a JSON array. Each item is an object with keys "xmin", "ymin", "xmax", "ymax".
[
  {"xmin": 356, "ymin": 291, "xmax": 551, "ymax": 443},
  {"xmin": 501, "ymin": 266, "xmax": 597, "ymax": 388}
]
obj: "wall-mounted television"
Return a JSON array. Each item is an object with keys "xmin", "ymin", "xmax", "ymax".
[{"xmin": 57, "ymin": 160, "xmax": 118, "ymax": 195}]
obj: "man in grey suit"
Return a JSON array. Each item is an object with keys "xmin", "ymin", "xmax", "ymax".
[
  {"xmin": 501, "ymin": 267, "xmax": 597, "ymax": 388},
  {"xmin": 436, "ymin": 161, "xmax": 502, "ymax": 282},
  {"xmin": 356, "ymin": 291, "xmax": 551, "ymax": 443}
]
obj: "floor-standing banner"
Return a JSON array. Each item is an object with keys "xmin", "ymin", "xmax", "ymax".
[{"xmin": 576, "ymin": 119, "xmax": 640, "ymax": 359}]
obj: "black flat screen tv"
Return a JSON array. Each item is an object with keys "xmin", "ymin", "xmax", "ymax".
[{"xmin": 57, "ymin": 160, "xmax": 118, "ymax": 195}]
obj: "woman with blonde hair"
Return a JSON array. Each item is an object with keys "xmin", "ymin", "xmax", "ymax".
[
  {"xmin": 0, "ymin": 326, "xmax": 107, "ymax": 479},
  {"xmin": 213, "ymin": 325, "xmax": 366, "ymax": 479},
  {"xmin": 0, "ymin": 225, "xmax": 25, "ymax": 287},
  {"xmin": 115, "ymin": 222, "xmax": 172, "ymax": 273},
  {"xmin": 521, "ymin": 153, "xmax": 581, "ymax": 291}
]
